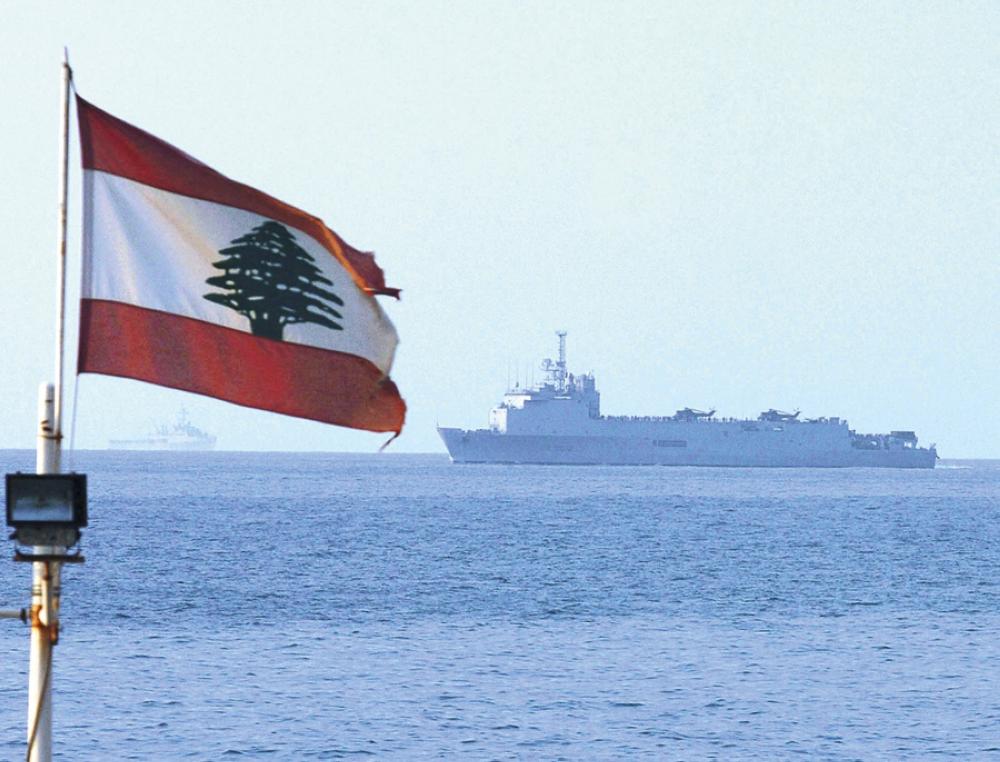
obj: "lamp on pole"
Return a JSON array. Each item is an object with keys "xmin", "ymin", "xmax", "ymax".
[{"xmin": 0, "ymin": 55, "xmax": 86, "ymax": 762}]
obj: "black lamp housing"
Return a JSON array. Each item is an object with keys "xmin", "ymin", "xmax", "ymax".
[{"xmin": 5, "ymin": 473, "xmax": 88, "ymax": 530}]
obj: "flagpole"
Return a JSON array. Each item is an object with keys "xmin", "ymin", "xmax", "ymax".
[
  {"xmin": 53, "ymin": 52, "xmax": 72, "ymax": 457},
  {"xmin": 28, "ymin": 383, "xmax": 60, "ymax": 762},
  {"xmin": 25, "ymin": 55, "xmax": 73, "ymax": 762}
]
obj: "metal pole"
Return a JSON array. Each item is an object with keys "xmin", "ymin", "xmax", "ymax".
[
  {"xmin": 53, "ymin": 56, "xmax": 72, "ymax": 454},
  {"xmin": 26, "ymin": 56, "xmax": 72, "ymax": 762},
  {"xmin": 29, "ymin": 383, "xmax": 62, "ymax": 762}
]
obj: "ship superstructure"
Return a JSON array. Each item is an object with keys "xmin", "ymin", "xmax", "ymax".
[{"xmin": 438, "ymin": 333, "xmax": 936, "ymax": 468}]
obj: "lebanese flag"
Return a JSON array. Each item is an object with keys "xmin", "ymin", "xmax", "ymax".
[{"xmin": 76, "ymin": 96, "xmax": 405, "ymax": 434}]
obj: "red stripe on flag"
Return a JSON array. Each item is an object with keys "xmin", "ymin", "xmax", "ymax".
[
  {"xmin": 78, "ymin": 300, "xmax": 406, "ymax": 434},
  {"xmin": 76, "ymin": 96, "xmax": 400, "ymax": 299}
]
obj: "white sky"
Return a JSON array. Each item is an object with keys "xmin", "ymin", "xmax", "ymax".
[{"xmin": 0, "ymin": 1, "xmax": 996, "ymax": 456}]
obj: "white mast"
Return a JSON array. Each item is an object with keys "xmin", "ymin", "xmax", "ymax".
[
  {"xmin": 26, "ymin": 54, "xmax": 73, "ymax": 762},
  {"xmin": 555, "ymin": 330, "xmax": 567, "ymax": 390}
]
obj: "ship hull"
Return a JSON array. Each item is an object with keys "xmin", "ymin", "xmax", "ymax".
[{"xmin": 437, "ymin": 428, "xmax": 936, "ymax": 468}]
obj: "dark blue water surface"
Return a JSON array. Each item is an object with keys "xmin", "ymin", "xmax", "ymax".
[{"xmin": 0, "ymin": 452, "xmax": 997, "ymax": 759}]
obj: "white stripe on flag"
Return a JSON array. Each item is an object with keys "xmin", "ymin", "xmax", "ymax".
[{"xmin": 83, "ymin": 170, "xmax": 398, "ymax": 373}]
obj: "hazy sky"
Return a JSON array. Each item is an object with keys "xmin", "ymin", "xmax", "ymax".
[{"xmin": 1, "ymin": 2, "xmax": 996, "ymax": 456}]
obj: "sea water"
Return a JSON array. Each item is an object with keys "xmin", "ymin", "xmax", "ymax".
[{"xmin": 0, "ymin": 452, "xmax": 997, "ymax": 760}]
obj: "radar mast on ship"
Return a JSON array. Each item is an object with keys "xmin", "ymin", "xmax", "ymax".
[{"xmin": 541, "ymin": 330, "xmax": 569, "ymax": 391}]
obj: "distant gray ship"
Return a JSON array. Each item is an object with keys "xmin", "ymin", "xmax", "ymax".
[
  {"xmin": 438, "ymin": 333, "xmax": 936, "ymax": 468},
  {"xmin": 109, "ymin": 409, "xmax": 216, "ymax": 451}
]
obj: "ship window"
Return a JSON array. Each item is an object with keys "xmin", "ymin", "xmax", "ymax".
[{"xmin": 653, "ymin": 440, "xmax": 687, "ymax": 448}]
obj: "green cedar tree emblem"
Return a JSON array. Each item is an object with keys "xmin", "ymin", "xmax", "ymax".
[{"xmin": 204, "ymin": 220, "xmax": 345, "ymax": 341}]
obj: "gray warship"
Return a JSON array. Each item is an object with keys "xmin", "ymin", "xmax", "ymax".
[
  {"xmin": 108, "ymin": 409, "xmax": 216, "ymax": 451},
  {"xmin": 438, "ymin": 333, "xmax": 936, "ymax": 468}
]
